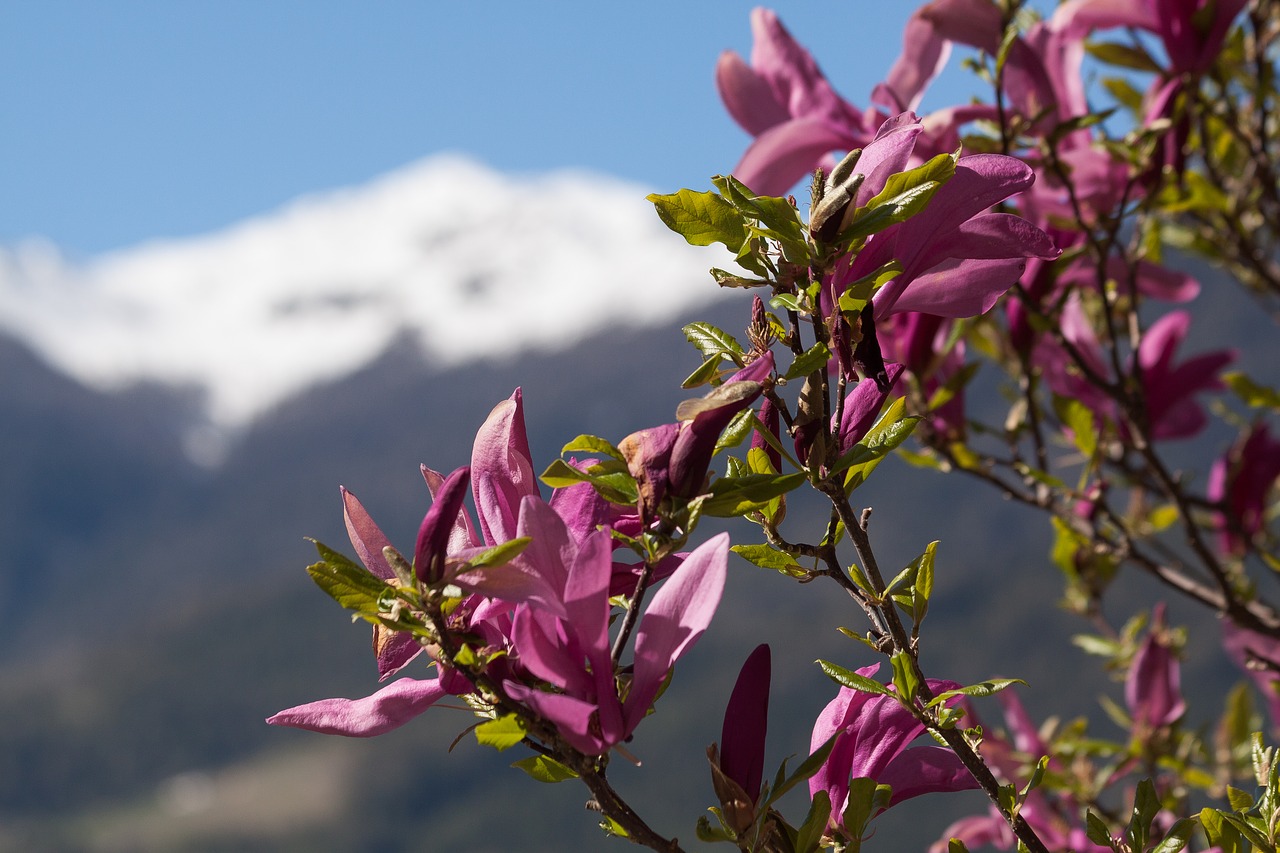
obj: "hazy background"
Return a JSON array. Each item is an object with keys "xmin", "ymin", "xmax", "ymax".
[{"xmin": 0, "ymin": 3, "xmax": 1261, "ymax": 852}]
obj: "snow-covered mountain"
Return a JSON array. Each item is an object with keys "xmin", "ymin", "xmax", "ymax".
[{"xmin": 0, "ymin": 154, "xmax": 727, "ymax": 431}]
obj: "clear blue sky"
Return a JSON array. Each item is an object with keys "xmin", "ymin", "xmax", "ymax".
[{"xmin": 2, "ymin": 3, "xmax": 985, "ymax": 257}]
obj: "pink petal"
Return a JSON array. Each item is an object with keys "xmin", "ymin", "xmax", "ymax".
[
  {"xmin": 471, "ymin": 389, "xmax": 538, "ymax": 545},
  {"xmin": 266, "ymin": 677, "xmax": 447, "ymax": 737},
  {"xmin": 880, "ymin": 12, "xmax": 952, "ymax": 113},
  {"xmin": 624, "ymin": 533, "xmax": 729, "ymax": 732},
  {"xmin": 879, "ymin": 745, "xmax": 978, "ymax": 805},
  {"xmin": 880, "ymin": 256, "xmax": 1028, "ymax": 318},
  {"xmin": 341, "ymin": 487, "xmax": 394, "ymax": 580},
  {"xmin": 919, "ymin": 0, "xmax": 1005, "ymax": 53},
  {"xmin": 716, "ymin": 50, "xmax": 789, "ymax": 136},
  {"xmin": 733, "ymin": 117, "xmax": 855, "ymax": 197},
  {"xmin": 504, "ymin": 680, "xmax": 604, "ymax": 755},
  {"xmin": 720, "ymin": 643, "xmax": 771, "ymax": 802},
  {"xmin": 1050, "ymin": 0, "xmax": 1158, "ymax": 37}
]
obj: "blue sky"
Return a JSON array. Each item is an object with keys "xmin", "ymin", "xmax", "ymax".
[{"xmin": 2, "ymin": 3, "xmax": 986, "ymax": 257}]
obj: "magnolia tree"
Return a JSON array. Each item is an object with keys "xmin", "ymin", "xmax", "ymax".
[{"xmin": 269, "ymin": 2, "xmax": 1280, "ymax": 851}]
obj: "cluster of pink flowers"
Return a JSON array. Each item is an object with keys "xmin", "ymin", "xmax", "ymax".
[
  {"xmin": 717, "ymin": 2, "xmax": 1272, "ymax": 559},
  {"xmin": 268, "ymin": 388, "xmax": 737, "ymax": 754}
]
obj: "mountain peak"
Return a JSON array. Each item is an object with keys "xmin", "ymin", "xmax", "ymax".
[{"xmin": 0, "ymin": 154, "xmax": 727, "ymax": 430}]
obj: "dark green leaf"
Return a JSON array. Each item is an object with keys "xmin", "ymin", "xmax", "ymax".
[
  {"xmin": 1151, "ymin": 817, "xmax": 1195, "ymax": 853},
  {"xmin": 1084, "ymin": 811, "xmax": 1114, "ymax": 848},
  {"xmin": 784, "ymin": 342, "xmax": 833, "ymax": 381}
]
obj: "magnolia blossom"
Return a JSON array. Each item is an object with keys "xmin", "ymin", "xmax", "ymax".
[
  {"xmin": 825, "ymin": 114, "xmax": 1060, "ymax": 325},
  {"xmin": 716, "ymin": 7, "xmax": 981, "ymax": 195},
  {"xmin": 932, "ymin": 692, "xmax": 1113, "ymax": 853},
  {"xmin": 1224, "ymin": 621, "xmax": 1280, "ymax": 735},
  {"xmin": 809, "ymin": 663, "xmax": 977, "ymax": 829},
  {"xmin": 1037, "ymin": 300, "xmax": 1234, "ymax": 441},
  {"xmin": 506, "ymin": 529, "xmax": 729, "ymax": 755},
  {"xmin": 1126, "ymin": 603, "xmax": 1186, "ymax": 734},
  {"xmin": 269, "ymin": 389, "xmax": 651, "ymax": 738},
  {"xmin": 1208, "ymin": 423, "xmax": 1280, "ymax": 556},
  {"xmin": 1051, "ymin": 0, "xmax": 1248, "ymax": 77}
]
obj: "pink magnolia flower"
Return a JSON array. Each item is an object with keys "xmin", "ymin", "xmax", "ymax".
[
  {"xmin": 1051, "ymin": 0, "xmax": 1248, "ymax": 77},
  {"xmin": 268, "ymin": 389, "xmax": 648, "ymax": 738},
  {"xmin": 716, "ymin": 8, "xmax": 981, "ymax": 195},
  {"xmin": 505, "ymin": 530, "xmax": 730, "ymax": 755},
  {"xmin": 931, "ymin": 692, "xmax": 1113, "ymax": 853},
  {"xmin": 1037, "ymin": 300, "xmax": 1234, "ymax": 441},
  {"xmin": 809, "ymin": 663, "xmax": 977, "ymax": 829},
  {"xmin": 1208, "ymin": 423, "xmax": 1280, "ymax": 556},
  {"xmin": 827, "ymin": 114, "xmax": 1060, "ymax": 325},
  {"xmin": 1126, "ymin": 603, "xmax": 1186, "ymax": 734},
  {"xmin": 1223, "ymin": 621, "xmax": 1280, "ymax": 735}
]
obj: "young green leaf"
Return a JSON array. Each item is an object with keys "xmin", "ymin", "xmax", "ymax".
[
  {"xmin": 474, "ymin": 715, "xmax": 528, "ymax": 751},
  {"xmin": 818, "ymin": 661, "xmax": 893, "ymax": 696},
  {"xmin": 511, "ymin": 754, "xmax": 579, "ymax": 783},
  {"xmin": 648, "ymin": 189, "xmax": 747, "ymax": 250}
]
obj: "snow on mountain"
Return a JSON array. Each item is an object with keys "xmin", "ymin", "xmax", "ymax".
[{"xmin": 0, "ymin": 154, "xmax": 730, "ymax": 431}]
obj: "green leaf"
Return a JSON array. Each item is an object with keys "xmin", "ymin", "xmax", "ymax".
[
  {"xmin": 511, "ymin": 754, "xmax": 579, "ymax": 783},
  {"xmin": 1084, "ymin": 810, "xmax": 1114, "ymax": 848},
  {"xmin": 474, "ymin": 715, "xmax": 527, "ymax": 751},
  {"xmin": 700, "ymin": 471, "xmax": 807, "ymax": 517},
  {"xmin": 732, "ymin": 543, "xmax": 806, "ymax": 575},
  {"xmin": 947, "ymin": 840, "xmax": 971, "ymax": 853},
  {"xmin": 1125, "ymin": 777, "xmax": 1160, "ymax": 853},
  {"xmin": 599, "ymin": 815, "xmax": 630, "ymax": 838},
  {"xmin": 1224, "ymin": 371, "xmax": 1280, "ymax": 410},
  {"xmin": 1054, "ymin": 395, "xmax": 1099, "ymax": 461},
  {"xmin": 1150, "ymin": 817, "xmax": 1195, "ymax": 853},
  {"xmin": 465, "ymin": 537, "xmax": 532, "ymax": 571},
  {"xmin": 714, "ymin": 407, "xmax": 758, "ymax": 456},
  {"xmin": 841, "ymin": 152, "xmax": 958, "ymax": 242},
  {"xmin": 539, "ymin": 459, "xmax": 638, "ymax": 505},
  {"xmin": 561, "ymin": 434, "xmax": 625, "ymax": 462},
  {"xmin": 710, "ymin": 267, "xmax": 769, "ymax": 289},
  {"xmin": 306, "ymin": 541, "xmax": 396, "ymax": 615},
  {"xmin": 927, "ymin": 679, "xmax": 1027, "ymax": 709},
  {"xmin": 817, "ymin": 660, "xmax": 893, "ymax": 696},
  {"xmin": 1226, "ymin": 785, "xmax": 1255, "ymax": 812},
  {"xmin": 890, "ymin": 651, "xmax": 919, "ymax": 703},
  {"xmin": 695, "ymin": 814, "xmax": 735, "ymax": 843},
  {"xmin": 784, "ymin": 342, "xmax": 833, "ymax": 381},
  {"xmin": 647, "ymin": 189, "xmax": 747, "ymax": 250},
  {"xmin": 766, "ymin": 731, "xmax": 841, "ymax": 806},
  {"xmin": 1086, "ymin": 40, "xmax": 1163, "ymax": 73},
  {"xmin": 795, "ymin": 790, "xmax": 832, "ymax": 853},
  {"xmin": 683, "ymin": 321, "xmax": 745, "ymax": 359},
  {"xmin": 1200, "ymin": 807, "xmax": 1246, "ymax": 853},
  {"xmin": 841, "ymin": 777, "xmax": 888, "ymax": 850},
  {"xmin": 682, "ymin": 355, "xmax": 726, "ymax": 389}
]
